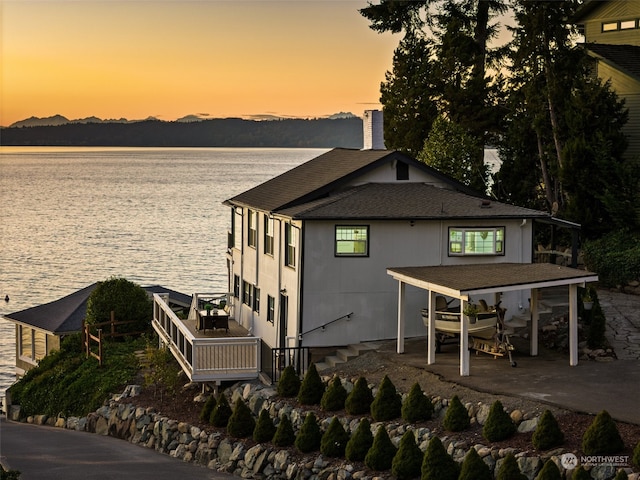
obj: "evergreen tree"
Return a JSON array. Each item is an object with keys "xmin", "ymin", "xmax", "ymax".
[
  {"xmin": 365, "ymin": 425, "xmax": 397, "ymax": 471},
  {"xmin": 297, "ymin": 364, "xmax": 325, "ymax": 405},
  {"xmin": 320, "ymin": 417, "xmax": 350, "ymax": 458},
  {"xmin": 391, "ymin": 430, "xmax": 422, "ymax": 480},
  {"xmin": 295, "ymin": 412, "xmax": 322, "ymax": 453},
  {"xmin": 370, "ymin": 375, "xmax": 402, "ymax": 421},
  {"xmin": 421, "ymin": 436, "xmax": 459, "ymax": 480},
  {"xmin": 210, "ymin": 393, "xmax": 232, "ymax": 427},
  {"xmin": 227, "ymin": 398, "xmax": 256, "ymax": 438},
  {"xmin": 458, "ymin": 447, "xmax": 492, "ymax": 480},
  {"xmin": 482, "ymin": 400, "xmax": 516, "ymax": 442},
  {"xmin": 613, "ymin": 470, "xmax": 628, "ymax": 480},
  {"xmin": 345, "ymin": 377, "xmax": 374, "ymax": 415},
  {"xmin": 496, "ymin": 453, "xmax": 527, "ymax": 480},
  {"xmin": 442, "ymin": 395, "xmax": 470, "ymax": 432},
  {"xmin": 536, "ymin": 459, "xmax": 562, "ymax": 480},
  {"xmin": 321, "ymin": 376, "xmax": 348, "ymax": 412},
  {"xmin": 571, "ymin": 466, "xmax": 591, "ymax": 480},
  {"xmin": 401, "ymin": 382, "xmax": 434, "ymax": 423},
  {"xmin": 582, "ymin": 410, "xmax": 624, "ymax": 455},
  {"xmin": 199, "ymin": 394, "xmax": 216, "ymax": 423},
  {"xmin": 345, "ymin": 418, "xmax": 374, "ymax": 462},
  {"xmin": 272, "ymin": 414, "xmax": 295, "ymax": 447},
  {"xmin": 633, "ymin": 440, "xmax": 640, "ymax": 468},
  {"xmin": 532, "ymin": 410, "xmax": 564, "ymax": 450},
  {"xmin": 277, "ymin": 365, "xmax": 301, "ymax": 398},
  {"xmin": 253, "ymin": 409, "xmax": 276, "ymax": 443}
]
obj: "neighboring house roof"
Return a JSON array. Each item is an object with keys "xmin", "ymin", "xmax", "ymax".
[
  {"xmin": 4, "ymin": 284, "xmax": 190, "ymax": 334},
  {"xmin": 584, "ymin": 43, "xmax": 640, "ymax": 81},
  {"xmin": 225, "ymin": 148, "xmax": 478, "ymax": 212},
  {"xmin": 279, "ymin": 183, "xmax": 549, "ymax": 221}
]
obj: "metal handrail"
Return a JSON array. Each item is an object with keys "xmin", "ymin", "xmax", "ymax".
[{"xmin": 300, "ymin": 312, "xmax": 353, "ymax": 337}]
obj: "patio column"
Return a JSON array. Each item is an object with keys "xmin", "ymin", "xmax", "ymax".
[
  {"xmin": 427, "ymin": 290, "xmax": 436, "ymax": 365},
  {"xmin": 397, "ymin": 281, "xmax": 406, "ymax": 354},
  {"xmin": 460, "ymin": 301, "xmax": 470, "ymax": 376},
  {"xmin": 530, "ymin": 288, "xmax": 539, "ymax": 356},
  {"xmin": 569, "ymin": 283, "xmax": 579, "ymax": 366}
]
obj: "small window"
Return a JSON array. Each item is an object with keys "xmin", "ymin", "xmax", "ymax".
[
  {"xmin": 248, "ymin": 209, "xmax": 257, "ymax": 248},
  {"xmin": 264, "ymin": 214, "xmax": 274, "ymax": 255},
  {"xmin": 396, "ymin": 161, "xmax": 409, "ymax": 180},
  {"xmin": 620, "ymin": 20, "xmax": 636, "ymax": 30},
  {"xmin": 20, "ymin": 325, "xmax": 33, "ymax": 359},
  {"xmin": 267, "ymin": 295, "xmax": 275, "ymax": 323},
  {"xmin": 253, "ymin": 287, "xmax": 260, "ymax": 313},
  {"xmin": 602, "ymin": 21, "xmax": 618, "ymax": 32},
  {"xmin": 285, "ymin": 223, "xmax": 296, "ymax": 267},
  {"xmin": 449, "ymin": 227, "xmax": 505, "ymax": 256},
  {"xmin": 234, "ymin": 275, "xmax": 240, "ymax": 298},
  {"xmin": 336, "ymin": 226, "xmax": 369, "ymax": 256},
  {"xmin": 243, "ymin": 281, "xmax": 252, "ymax": 306}
]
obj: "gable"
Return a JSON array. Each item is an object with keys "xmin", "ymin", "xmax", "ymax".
[{"xmin": 575, "ymin": 0, "xmax": 640, "ymax": 45}]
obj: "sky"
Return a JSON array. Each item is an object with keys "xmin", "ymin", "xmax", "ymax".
[{"xmin": 1, "ymin": 0, "xmax": 402, "ymax": 126}]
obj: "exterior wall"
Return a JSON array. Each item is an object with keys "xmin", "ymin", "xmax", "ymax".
[
  {"xmin": 581, "ymin": 2, "xmax": 640, "ymax": 45},
  {"xmin": 14, "ymin": 324, "xmax": 61, "ymax": 377}
]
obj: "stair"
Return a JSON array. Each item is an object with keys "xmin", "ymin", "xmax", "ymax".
[{"xmin": 315, "ymin": 342, "xmax": 381, "ymax": 371}]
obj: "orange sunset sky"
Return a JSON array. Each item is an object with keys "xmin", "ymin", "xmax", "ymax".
[{"xmin": 1, "ymin": 0, "xmax": 402, "ymax": 127}]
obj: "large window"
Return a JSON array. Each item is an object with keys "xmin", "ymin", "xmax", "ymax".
[
  {"xmin": 335, "ymin": 226, "xmax": 369, "ymax": 256},
  {"xmin": 243, "ymin": 280, "xmax": 252, "ymax": 306},
  {"xmin": 449, "ymin": 227, "xmax": 504, "ymax": 256},
  {"xmin": 285, "ymin": 223, "xmax": 296, "ymax": 267},
  {"xmin": 264, "ymin": 214, "xmax": 274, "ymax": 255},
  {"xmin": 267, "ymin": 295, "xmax": 275, "ymax": 323},
  {"xmin": 248, "ymin": 209, "xmax": 257, "ymax": 248}
]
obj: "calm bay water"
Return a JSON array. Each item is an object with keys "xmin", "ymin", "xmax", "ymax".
[{"xmin": 0, "ymin": 147, "xmax": 326, "ymax": 397}]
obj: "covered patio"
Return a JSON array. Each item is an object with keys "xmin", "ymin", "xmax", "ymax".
[{"xmin": 387, "ymin": 263, "xmax": 598, "ymax": 376}]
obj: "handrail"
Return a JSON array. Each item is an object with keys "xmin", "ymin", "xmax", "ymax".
[{"xmin": 300, "ymin": 312, "xmax": 353, "ymax": 337}]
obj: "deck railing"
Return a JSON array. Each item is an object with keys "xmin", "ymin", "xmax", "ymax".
[{"xmin": 152, "ymin": 293, "xmax": 260, "ymax": 383}]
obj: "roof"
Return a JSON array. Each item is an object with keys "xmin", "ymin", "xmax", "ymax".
[
  {"xmin": 584, "ymin": 43, "xmax": 640, "ymax": 81},
  {"xmin": 225, "ymin": 148, "xmax": 478, "ymax": 212},
  {"xmin": 387, "ymin": 263, "xmax": 599, "ymax": 297},
  {"xmin": 3, "ymin": 284, "xmax": 191, "ymax": 334},
  {"xmin": 279, "ymin": 183, "xmax": 549, "ymax": 221}
]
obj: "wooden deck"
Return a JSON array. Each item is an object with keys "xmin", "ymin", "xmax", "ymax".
[{"xmin": 181, "ymin": 317, "xmax": 249, "ymax": 339}]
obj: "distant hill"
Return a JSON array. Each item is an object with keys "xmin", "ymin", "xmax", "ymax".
[{"xmin": 1, "ymin": 117, "xmax": 364, "ymax": 148}]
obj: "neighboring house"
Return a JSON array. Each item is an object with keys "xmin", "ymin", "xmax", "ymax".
[
  {"xmin": 574, "ymin": 0, "xmax": 640, "ymax": 159},
  {"xmin": 3, "ymin": 284, "xmax": 190, "ymax": 378},
  {"xmin": 223, "ymin": 148, "xmax": 578, "ymax": 362}
]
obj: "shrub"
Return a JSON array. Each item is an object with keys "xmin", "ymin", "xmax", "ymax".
[
  {"xmin": 321, "ymin": 376, "xmax": 348, "ymax": 411},
  {"xmin": 532, "ymin": 410, "xmax": 564, "ymax": 450},
  {"xmin": 364, "ymin": 425, "xmax": 397, "ymax": 471},
  {"xmin": 199, "ymin": 394, "xmax": 216, "ymax": 423},
  {"xmin": 345, "ymin": 377, "xmax": 373, "ymax": 415},
  {"xmin": 442, "ymin": 395, "xmax": 470, "ymax": 432},
  {"xmin": 345, "ymin": 418, "xmax": 373, "ymax": 462},
  {"xmin": 587, "ymin": 299, "xmax": 607, "ymax": 349},
  {"xmin": 277, "ymin": 365, "xmax": 301, "ymax": 398},
  {"xmin": 402, "ymin": 382, "xmax": 433, "ymax": 423},
  {"xmin": 227, "ymin": 398, "xmax": 256, "ymax": 438},
  {"xmin": 582, "ymin": 230, "xmax": 640, "ymax": 287},
  {"xmin": 370, "ymin": 375, "xmax": 402, "ymax": 421},
  {"xmin": 483, "ymin": 400, "xmax": 516, "ymax": 442},
  {"xmin": 391, "ymin": 430, "xmax": 422, "ymax": 480},
  {"xmin": 272, "ymin": 414, "xmax": 295, "ymax": 447},
  {"xmin": 458, "ymin": 447, "xmax": 492, "ymax": 480},
  {"xmin": 421, "ymin": 436, "xmax": 459, "ymax": 480},
  {"xmin": 253, "ymin": 409, "xmax": 276, "ymax": 443},
  {"xmin": 582, "ymin": 410, "xmax": 624, "ymax": 455},
  {"xmin": 571, "ymin": 466, "xmax": 591, "ymax": 480},
  {"xmin": 613, "ymin": 470, "xmax": 628, "ymax": 480},
  {"xmin": 320, "ymin": 417, "xmax": 350, "ymax": 457},
  {"xmin": 535, "ymin": 459, "xmax": 562, "ymax": 480},
  {"xmin": 496, "ymin": 453, "xmax": 527, "ymax": 480},
  {"xmin": 297, "ymin": 364, "xmax": 325, "ymax": 405},
  {"xmin": 295, "ymin": 412, "xmax": 322, "ymax": 453},
  {"xmin": 210, "ymin": 393, "xmax": 232, "ymax": 427},
  {"xmin": 633, "ymin": 440, "xmax": 640, "ymax": 467}
]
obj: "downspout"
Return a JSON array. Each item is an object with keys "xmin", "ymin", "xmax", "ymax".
[{"xmin": 276, "ymin": 217, "xmax": 282, "ymax": 349}]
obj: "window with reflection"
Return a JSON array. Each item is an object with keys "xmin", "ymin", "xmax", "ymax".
[
  {"xmin": 335, "ymin": 226, "xmax": 369, "ymax": 256},
  {"xmin": 449, "ymin": 227, "xmax": 504, "ymax": 256}
]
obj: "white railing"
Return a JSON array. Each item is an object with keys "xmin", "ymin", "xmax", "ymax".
[{"xmin": 152, "ymin": 293, "xmax": 260, "ymax": 383}]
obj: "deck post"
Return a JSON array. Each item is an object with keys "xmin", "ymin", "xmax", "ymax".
[
  {"xmin": 530, "ymin": 288, "xmax": 539, "ymax": 356},
  {"xmin": 460, "ymin": 301, "xmax": 469, "ymax": 376},
  {"xmin": 569, "ymin": 284, "xmax": 579, "ymax": 366},
  {"xmin": 427, "ymin": 291, "xmax": 436, "ymax": 365},
  {"xmin": 396, "ymin": 281, "xmax": 405, "ymax": 354}
]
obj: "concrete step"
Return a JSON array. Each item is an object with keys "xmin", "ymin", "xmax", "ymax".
[{"xmin": 315, "ymin": 341, "xmax": 382, "ymax": 371}]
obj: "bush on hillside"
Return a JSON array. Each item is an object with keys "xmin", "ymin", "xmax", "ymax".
[
  {"xmin": 199, "ymin": 394, "xmax": 217, "ymax": 423},
  {"xmin": 297, "ymin": 364, "xmax": 325, "ymax": 405},
  {"xmin": 587, "ymin": 299, "xmax": 607, "ymax": 349},
  {"xmin": 272, "ymin": 414, "xmax": 295, "ymax": 447},
  {"xmin": 443, "ymin": 395, "xmax": 470, "ymax": 432},
  {"xmin": 421, "ymin": 436, "xmax": 459, "ymax": 480},
  {"xmin": 613, "ymin": 470, "xmax": 628, "ymax": 480},
  {"xmin": 253, "ymin": 409, "xmax": 276, "ymax": 443},
  {"xmin": 633, "ymin": 440, "xmax": 640, "ymax": 468},
  {"xmin": 532, "ymin": 410, "xmax": 564, "ymax": 450},
  {"xmin": 210, "ymin": 393, "xmax": 232, "ymax": 427},
  {"xmin": 227, "ymin": 398, "xmax": 256, "ymax": 438},
  {"xmin": 345, "ymin": 418, "xmax": 373, "ymax": 462},
  {"xmin": 277, "ymin": 365, "xmax": 301, "ymax": 398},
  {"xmin": 459, "ymin": 447, "xmax": 492, "ymax": 480},
  {"xmin": 364, "ymin": 425, "xmax": 397, "ymax": 471},
  {"xmin": 320, "ymin": 417, "xmax": 349, "ymax": 458},
  {"xmin": 295, "ymin": 412, "xmax": 322, "ymax": 453},
  {"xmin": 401, "ymin": 382, "xmax": 433, "ymax": 423},
  {"xmin": 536, "ymin": 459, "xmax": 562, "ymax": 480},
  {"xmin": 391, "ymin": 430, "xmax": 422, "ymax": 480},
  {"xmin": 496, "ymin": 453, "xmax": 527, "ymax": 480},
  {"xmin": 571, "ymin": 466, "xmax": 591, "ymax": 480},
  {"xmin": 321, "ymin": 376, "xmax": 348, "ymax": 411},
  {"xmin": 582, "ymin": 230, "xmax": 640, "ymax": 287},
  {"xmin": 370, "ymin": 375, "xmax": 402, "ymax": 421},
  {"xmin": 582, "ymin": 410, "xmax": 624, "ymax": 455},
  {"xmin": 483, "ymin": 400, "xmax": 516, "ymax": 442},
  {"xmin": 345, "ymin": 377, "xmax": 373, "ymax": 415}
]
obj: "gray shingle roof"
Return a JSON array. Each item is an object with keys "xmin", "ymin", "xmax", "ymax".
[
  {"xmin": 279, "ymin": 183, "xmax": 548, "ymax": 220},
  {"xmin": 585, "ymin": 43, "xmax": 640, "ymax": 81}
]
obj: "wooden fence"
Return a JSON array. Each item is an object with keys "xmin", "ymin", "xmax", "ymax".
[{"xmin": 82, "ymin": 311, "xmax": 144, "ymax": 366}]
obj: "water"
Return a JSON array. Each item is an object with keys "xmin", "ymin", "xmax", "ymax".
[{"xmin": 0, "ymin": 147, "xmax": 326, "ymax": 397}]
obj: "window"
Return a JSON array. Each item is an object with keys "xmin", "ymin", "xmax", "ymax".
[
  {"xmin": 285, "ymin": 223, "xmax": 296, "ymax": 267},
  {"xmin": 243, "ymin": 280, "xmax": 252, "ymax": 306},
  {"xmin": 20, "ymin": 326, "xmax": 32, "ymax": 359},
  {"xmin": 267, "ymin": 295, "xmax": 275, "ymax": 323},
  {"xmin": 253, "ymin": 287, "xmax": 260, "ymax": 313},
  {"xmin": 264, "ymin": 214, "xmax": 274, "ymax": 255},
  {"xmin": 449, "ymin": 227, "xmax": 505, "ymax": 256},
  {"xmin": 602, "ymin": 21, "xmax": 618, "ymax": 31},
  {"xmin": 234, "ymin": 275, "xmax": 240, "ymax": 298},
  {"xmin": 248, "ymin": 209, "xmax": 257, "ymax": 248},
  {"xmin": 336, "ymin": 226, "xmax": 369, "ymax": 256},
  {"xmin": 396, "ymin": 161, "xmax": 409, "ymax": 180},
  {"xmin": 620, "ymin": 20, "xmax": 636, "ymax": 30},
  {"xmin": 233, "ymin": 208, "xmax": 242, "ymax": 250}
]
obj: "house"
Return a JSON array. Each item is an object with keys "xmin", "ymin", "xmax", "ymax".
[
  {"xmin": 3, "ymin": 284, "xmax": 190, "ymax": 378},
  {"xmin": 223, "ymin": 147, "xmax": 595, "ymax": 377},
  {"xmin": 574, "ymin": 0, "xmax": 640, "ymax": 159}
]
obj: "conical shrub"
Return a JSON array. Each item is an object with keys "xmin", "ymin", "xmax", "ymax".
[
  {"xmin": 535, "ymin": 459, "xmax": 562, "ymax": 480},
  {"xmin": 321, "ymin": 376, "xmax": 348, "ymax": 411},
  {"xmin": 272, "ymin": 414, "xmax": 295, "ymax": 447},
  {"xmin": 345, "ymin": 418, "xmax": 373, "ymax": 462},
  {"xmin": 227, "ymin": 398, "xmax": 256, "ymax": 438},
  {"xmin": 210, "ymin": 393, "xmax": 232, "ymax": 427},
  {"xmin": 277, "ymin": 365, "xmax": 301, "ymax": 398},
  {"xmin": 421, "ymin": 436, "xmax": 459, "ymax": 480},
  {"xmin": 482, "ymin": 400, "xmax": 516, "ymax": 442},
  {"xmin": 295, "ymin": 412, "xmax": 322, "ymax": 453},
  {"xmin": 613, "ymin": 470, "xmax": 628, "ymax": 480},
  {"xmin": 370, "ymin": 375, "xmax": 402, "ymax": 421},
  {"xmin": 401, "ymin": 382, "xmax": 433, "ymax": 423},
  {"xmin": 253, "ymin": 409, "xmax": 276, "ymax": 443},
  {"xmin": 391, "ymin": 430, "xmax": 422, "ymax": 480},
  {"xmin": 320, "ymin": 417, "xmax": 349, "ymax": 457},
  {"xmin": 458, "ymin": 447, "xmax": 492, "ymax": 480},
  {"xmin": 532, "ymin": 410, "xmax": 564, "ymax": 450},
  {"xmin": 633, "ymin": 440, "xmax": 640, "ymax": 468},
  {"xmin": 582, "ymin": 410, "xmax": 624, "ymax": 455},
  {"xmin": 571, "ymin": 465, "xmax": 591, "ymax": 480},
  {"xmin": 297, "ymin": 364, "xmax": 325, "ymax": 405},
  {"xmin": 364, "ymin": 425, "xmax": 397, "ymax": 471},
  {"xmin": 345, "ymin": 376, "xmax": 373, "ymax": 415},
  {"xmin": 496, "ymin": 453, "xmax": 527, "ymax": 480},
  {"xmin": 199, "ymin": 394, "xmax": 216, "ymax": 422},
  {"xmin": 442, "ymin": 395, "xmax": 470, "ymax": 432}
]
